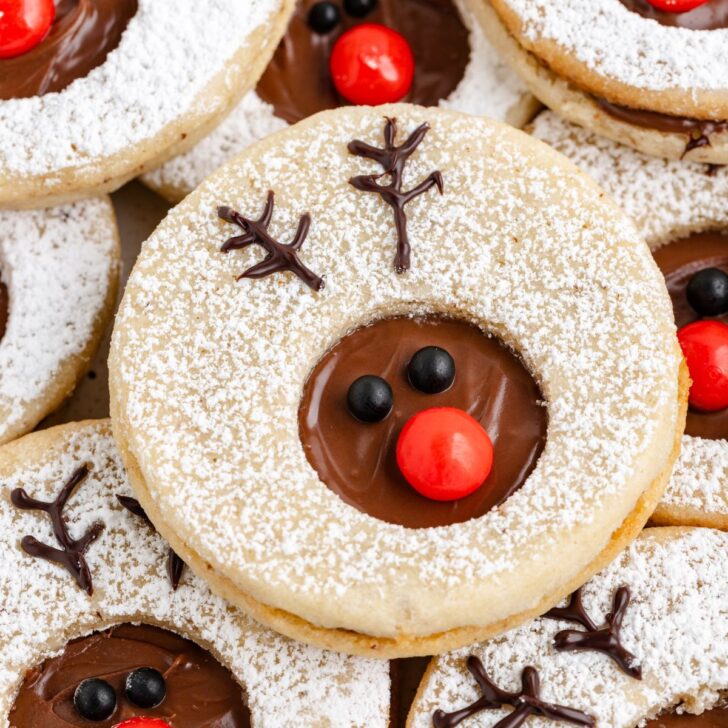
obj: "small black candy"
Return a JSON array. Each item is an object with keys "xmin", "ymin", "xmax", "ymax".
[
  {"xmin": 74, "ymin": 678, "xmax": 117, "ymax": 721},
  {"xmin": 687, "ymin": 267, "xmax": 728, "ymax": 317},
  {"xmin": 125, "ymin": 667, "xmax": 167, "ymax": 709},
  {"xmin": 347, "ymin": 375, "xmax": 393, "ymax": 423},
  {"xmin": 344, "ymin": 0, "xmax": 378, "ymax": 17},
  {"xmin": 408, "ymin": 346, "xmax": 455, "ymax": 394},
  {"xmin": 308, "ymin": 2, "xmax": 341, "ymax": 33}
]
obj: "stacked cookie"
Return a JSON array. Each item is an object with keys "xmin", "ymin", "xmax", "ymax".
[{"xmin": 1, "ymin": 1, "xmax": 727, "ymax": 727}]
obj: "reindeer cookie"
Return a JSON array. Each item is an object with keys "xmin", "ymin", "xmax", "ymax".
[
  {"xmin": 470, "ymin": 0, "xmax": 728, "ymax": 164},
  {"xmin": 0, "ymin": 420, "xmax": 390, "ymax": 727},
  {"xmin": 109, "ymin": 104, "xmax": 685, "ymax": 658},
  {"xmin": 0, "ymin": 198, "xmax": 118, "ymax": 445},
  {"xmin": 530, "ymin": 110, "xmax": 728, "ymax": 532},
  {"xmin": 0, "ymin": 0, "xmax": 293, "ymax": 208},
  {"xmin": 141, "ymin": 0, "xmax": 537, "ymax": 203},
  {"xmin": 409, "ymin": 527, "xmax": 728, "ymax": 728}
]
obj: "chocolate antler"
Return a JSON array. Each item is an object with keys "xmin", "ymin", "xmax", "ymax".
[
  {"xmin": 117, "ymin": 495, "xmax": 186, "ymax": 590},
  {"xmin": 544, "ymin": 586, "xmax": 641, "ymax": 679},
  {"xmin": 11, "ymin": 465, "xmax": 104, "ymax": 595},
  {"xmin": 348, "ymin": 117, "xmax": 443, "ymax": 274},
  {"xmin": 433, "ymin": 656, "xmax": 595, "ymax": 728},
  {"xmin": 218, "ymin": 191, "xmax": 324, "ymax": 291}
]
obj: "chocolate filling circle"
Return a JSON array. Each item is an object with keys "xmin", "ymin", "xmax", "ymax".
[
  {"xmin": 653, "ymin": 231, "xmax": 728, "ymax": 440},
  {"xmin": 644, "ymin": 706, "xmax": 728, "ymax": 727},
  {"xmin": 0, "ymin": 0, "xmax": 139, "ymax": 100},
  {"xmin": 9, "ymin": 623, "xmax": 251, "ymax": 727},
  {"xmin": 618, "ymin": 0, "xmax": 728, "ymax": 29},
  {"xmin": 298, "ymin": 315, "xmax": 547, "ymax": 529},
  {"xmin": 256, "ymin": 0, "xmax": 470, "ymax": 125}
]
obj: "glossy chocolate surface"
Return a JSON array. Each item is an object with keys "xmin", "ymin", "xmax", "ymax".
[
  {"xmin": 299, "ymin": 315, "xmax": 547, "ymax": 529},
  {"xmin": 653, "ymin": 231, "xmax": 728, "ymax": 440},
  {"xmin": 9, "ymin": 623, "xmax": 251, "ymax": 727},
  {"xmin": 0, "ymin": 0, "xmax": 138, "ymax": 100},
  {"xmin": 256, "ymin": 0, "xmax": 470, "ymax": 124},
  {"xmin": 645, "ymin": 707, "xmax": 728, "ymax": 727},
  {"xmin": 619, "ymin": 0, "xmax": 728, "ymax": 29}
]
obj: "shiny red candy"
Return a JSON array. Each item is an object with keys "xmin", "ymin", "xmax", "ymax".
[
  {"xmin": 396, "ymin": 407, "xmax": 494, "ymax": 501},
  {"xmin": 113, "ymin": 719, "xmax": 171, "ymax": 728},
  {"xmin": 678, "ymin": 320, "xmax": 728, "ymax": 412},
  {"xmin": 329, "ymin": 23, "xmax": 414, "ymax": 106},
  {"xmin": 0, "ymin": 0, "xmax": 55, "ymax": 59},
  {"xmin": 644, "ymin": 0, "xmax": 709, "ymax": 12}
]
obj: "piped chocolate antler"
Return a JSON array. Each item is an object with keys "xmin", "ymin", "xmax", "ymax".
[
  {"xmin": 544, "ymin": 586, "xmax": 642, "ymax": 679},
  {"xmin": 117, "ymin": 495, "xmax": 186, "ymax": 590},
  {"xmin": 433, "ymin": 655, "xmax": 595, "ymax": 728},
  {"xmin": 11, "ymin": 465, "xmax": 104, "ymax": 595},
  {"xmin": 348, "ymin": 117, "xmax": 443, "ymax": 274},
  {"xmin": 218, "ymin": 191, "xmax": 324, "ymax": 291}
]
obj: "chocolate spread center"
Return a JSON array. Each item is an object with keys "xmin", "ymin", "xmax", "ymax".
[
  {"xmin": 644, "ymin": 706, "xmax": 728, "ymax": 727},
  {"xmin": 0, "ymin": 0, "xmax": 138, "ymax": 100},
  {"xmin": 9, "ymin": 623, "xmax": 251, "ymax": 727},
  {"xmin": 256, "ymin": 0, "xmax": 470, "ymax": 125},
  {"xmin": 619, "ymin": 0, "xmax": 728, "ymax": 29},
  {"xmin": 298, "ymin": 315, "xmax": 547, "ymax": 529},
  {"xmin": 653, "ymin": 230, "xmax": 728, "ymax": 440}
]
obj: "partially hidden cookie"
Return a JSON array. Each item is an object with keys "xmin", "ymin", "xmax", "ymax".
[
  {"xmin": 530, "ymin": 110, "xmax": 728, "ymax": 531},
  {"xmin": 0, "ymin": 198, "xmax": 119, "ymax": 445},
  {"xmin": 409, "ymin": 527, "xmax": 728, "ymax": 728},
  {"xmin": 109, "ymin": 104, "xmax": 685, "ymax": 658},
  {"xmin": 470, "ymin": 0, "xmax": 728, "ymax": 163},
  {"xmin": 0, "ymin": 420, "xmax": 390, "ymax": 727},
  {"xmin": 0, "ymin": 0, "xmax": 293, "ymax": 209},
  {"xmin": 141, "ymin": 0, "xmax": 538, "ymax": 203}
]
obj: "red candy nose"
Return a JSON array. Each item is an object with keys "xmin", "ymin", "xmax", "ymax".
[
  {"xmin": 329, "ymin": 23, "xmax": 414, "ymax": 106},
  {"xmin": 0, "ymin": 0, "xmax": 56, "ymax": 59},
  {"xmin": 396, "ymin": 407, "xmax": 494, "ymax": 502},
  {"xmin": 644, "ymin": 0, "xmax": 710, "ymax": 12},
  {"xmin": 113, "ymin": 719, "xmax": 172, "ymax": 728},
  {"xmin": 678, "ymin": 320, "xmax": 728, "ymax": 412}
]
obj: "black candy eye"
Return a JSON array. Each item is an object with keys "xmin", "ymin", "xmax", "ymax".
[
  {"xmin": 74, "ymin": 678, "xmax": 117, "ymax": 721},
  {"xmin": 687, "ymin": 267, "xmax": 728, "ymax": 317},
  {"xmin": 408, "ymin": 346, "xmax": 455, "ymax": 394},
  {"xmin": 125, "ymin": 667, "xmax": 167, "ymax": 709},
  {"xmin": 347, "ymin": 375, "xmax": 393, "ymax": 423},
  {"xmin": 308, "ymin": 2, "xmax": 341, "ymax": 33},
  {"xmin": 344, "ymin": 0, "xmax": 378, "ymax": 17}
]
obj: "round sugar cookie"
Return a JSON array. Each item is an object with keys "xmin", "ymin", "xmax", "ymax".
[
  {"xmin": 0, "ymin": 420, "xmax": 390, "ymax": 727},
  {"xmin": 141, "ymin": 0, "xmax": 538, "ymax": 203},
  {"xmin": 530, "ymin": 110, "xmax": 728, "ymax": 532},
  {"xmin": 0, "ymin": 198, "xmax": 119, "ymax": 445},
  {"xmin": 109, "ymin": 104, "xmax": 685, "ymax": 658},
  {"xmin": 409, "ymin": 527, "xmax": 728, "ymax": 728},
  {"xmin": 0, "ymin": 0, "xmax": 294, "ymax": 209},
  {"xmin": 471, "ymin": 0, "xmax": 728, "ymax": 163}
]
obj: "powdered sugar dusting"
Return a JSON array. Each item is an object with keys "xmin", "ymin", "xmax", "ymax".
[
  {"xmin": 142, "ymin": 0, "xmax": 529, "ymax": 199},
  {"xmin": 111, "ymin": 106, "xmax": 680, "ymax": 638},
  {"xmin": 530, "ymin": 111, "xmax": 728, "ymax": 520},
  {"xmin": 411, "ymin": 528, "xmax": 728, "ymax": 727},
  {"xmin": 501, "ymin": 0, "xmax": 728, "ymax": 92},
  {"xmin": 0, "ymin": 199, "xmax": 117, "ymax": 443},
  {"xmin": 530, "ymin": 111, "xmax": 728, "ymax": 248},
  {"xmin": 0, "ymin": 422, "xmax": 389, "ymax": 728},
  {"xmin": 0, "ymin": 0, "xmax": 283, "ymax": 176}
]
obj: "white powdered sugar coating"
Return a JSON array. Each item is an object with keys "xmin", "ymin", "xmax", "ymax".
[
  {"xmin": 530, "ymin": 111, "xmax": 728, "ymax": 520},
  {"xmin": 142, "ymin": 0, "xmax": 528, "ymax": 198},
  {"xmin": 0, "ymin": 422, "xmax": 389, "ymax": 727},
  {"xmin": 111, "ymin": 106, "xmax": 680, "ymax": 638},
  {"xmin": 529, "ymin": 112, "xmax": 728, "ymax": 247},
  {"xmin": 0, "ymin": 0, "xmax": 282, "ymax": 176},
  {"xmin": 499, "ymin": 0, "xmax": 728, "ymax": 92},
  {"xmin": 411, "ymin": 528, "xmax": 728, "ymax": 727},
  {"xmin": 0, "ymin": 199, "xmax": 117, "ymax": 442}
]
